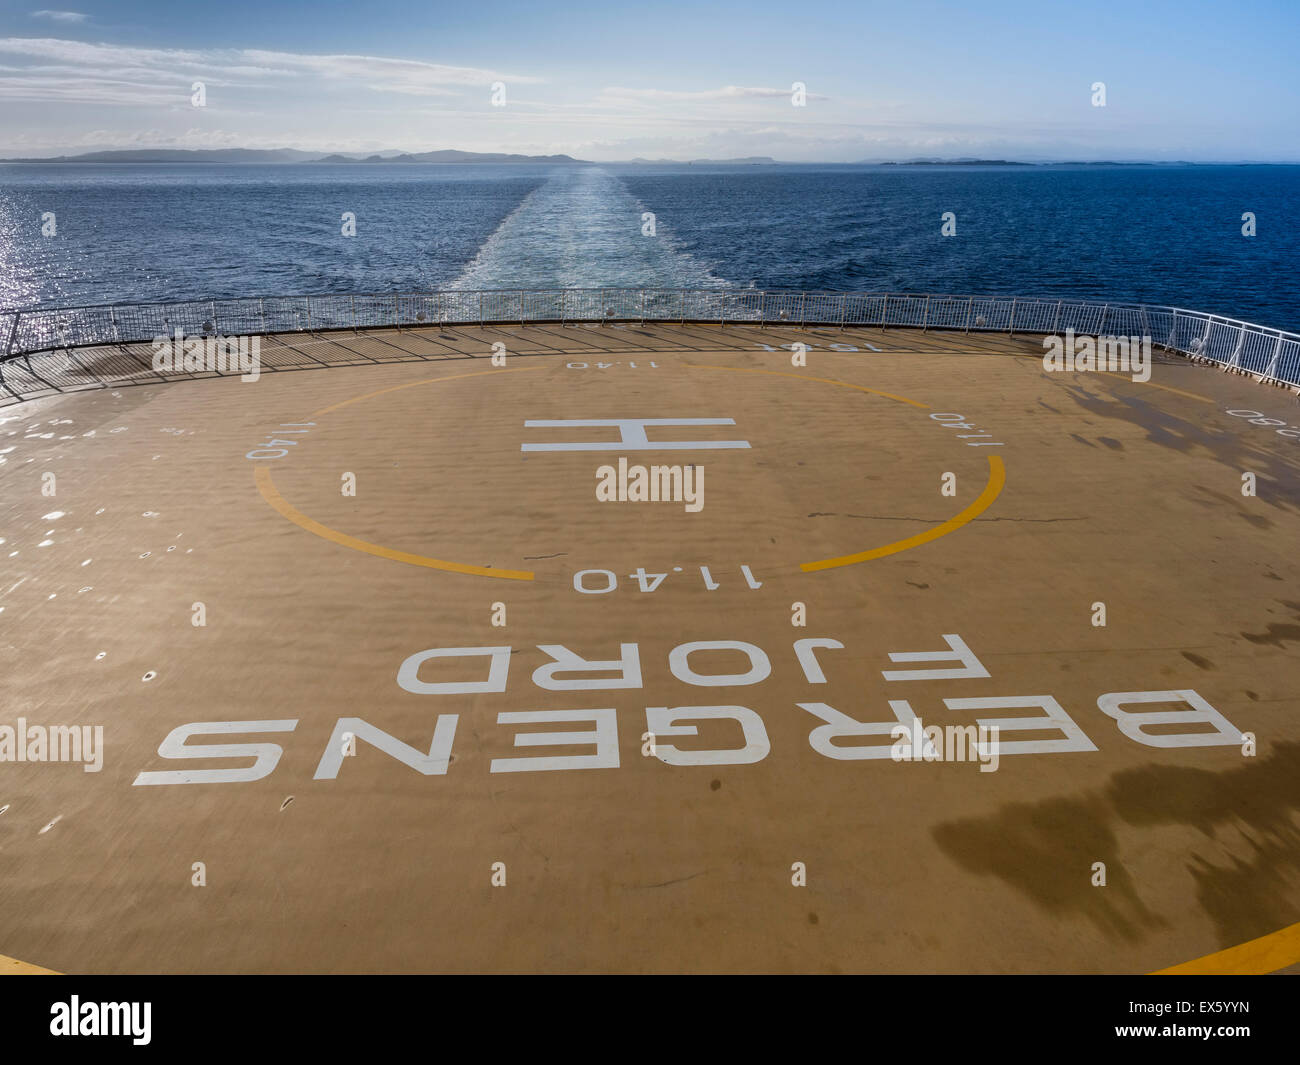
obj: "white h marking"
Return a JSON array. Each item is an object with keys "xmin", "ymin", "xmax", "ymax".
[{"xmin": 522, "ymin": 417, "xmax": 750, "ymax": 452}]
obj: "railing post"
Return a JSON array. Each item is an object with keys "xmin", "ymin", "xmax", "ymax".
[
  {"xmin": 1229, "ymin": 323, "xmax": 1246, "ymax": 368},
  {"xmin": 922, "ymin": 295, "xmax": 930, "ymax": 333},
  {"xmin": 679, "ymin": 290, "xmax": 685, "ymax": 325},
  {"xmin": 260, "ymin": 298, "xmax": 267, "ymax": 336},
  {"xmin": 759, "ymin": 292, "xmax": 767, "ymax": 330},
  {"xmin": 1265, "ymin": 333, "xmax": 1283, "ymax": 382},
  {"xmin": 479, "ymin": 292, "xmax": 484, "ymax": 327},
  {"xmin": 5, "ymin": 311, "xmax": 19, "ymax": 357},
  {"xmin": 838, "ymin": 293, "xmax": 846, "ymax": 331},
  {"xmin": 304, "ymin": 296, "xmax": 312, "ymax": 333},
  {"xmin": 394, "ymin": 294, "xmax": 400, "ymax": 330},
  {"xmin": 639, "ymin": 289, "xmax": 646, "ymax": 327},
  {"xmin": 1098, "ymin": 302, "xmax": 1109, "ymax": 335},
  {"xmin": 1008, "ymin": 298, "xmax": 1017, "ymax": 337},
  {"xmin": 881, "ymin": 294, "xmax": 888, "ymax": 333},
  {"xmin": 1051, "ymin": 299, "xmax": 1062, "ymax": 335},
  {"xmin": 351, "ymin": 295, "xmax": 357, "ymax": 333},
  {"xmin": 964, "ymin": 297, "xmax": 973, "ymax": 334},
  {"xmin": 1168, "ymin": 310, "xmax": 1180, "ymax": 349}
]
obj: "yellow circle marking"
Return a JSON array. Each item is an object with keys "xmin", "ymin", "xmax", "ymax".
[
  {"xmin": 801, "ymin": 454, "xmax": 1005, "ymax": 571},
  {"xmin": 266, "ymin": 360, "xmax": 973, "ymax": 578},
  {"xmin": 257, "ymin": 366, "xmax": 543, "ymax": 581},
  {"xmin": 255, "ymin": 466, "xmax": 533, "ymax": 580},
  {"xmin": 266, "ymin": 359, "xmax": 994, "ymax": 576},
  {"xmin": 687, "ymin": 362, "xmax": 1003, "ymax": 570}
]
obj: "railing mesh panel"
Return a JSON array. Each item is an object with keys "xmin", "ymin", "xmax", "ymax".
[{"xmin": 4, "ymin": 292, "xmax": 1298, "ymax": 403}]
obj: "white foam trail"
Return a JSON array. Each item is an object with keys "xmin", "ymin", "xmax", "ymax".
[{"xmin": 451, "ymin": 167, "xmax": 724, "ymax": 290}]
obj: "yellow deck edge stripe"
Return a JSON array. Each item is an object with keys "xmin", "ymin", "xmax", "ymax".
[
  {"xmin": 1152, "ymin": 921, "xmax": 1300, "ymax": 975},
  {"xmin": 0, "ymin": 953, "xmax": 59, "ymax": 975},
  {"xmin": 9, "ymin": 916, "xmax": 1300, "ymax": 974}
]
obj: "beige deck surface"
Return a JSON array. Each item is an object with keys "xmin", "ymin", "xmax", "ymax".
[{"xmin": 0, "ymin": 322, "xmax": 1297, "ymax": 973}]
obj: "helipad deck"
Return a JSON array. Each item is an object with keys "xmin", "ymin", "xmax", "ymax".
[{"xmin": 1, "ymin": 321, "xmax": 1297, "ymax": 973}]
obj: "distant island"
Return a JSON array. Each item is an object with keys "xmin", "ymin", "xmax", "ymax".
[
  {"xmin": 315, "ymin": 149, "xmax": 588, "ymax": 165},
  {"xmin": 876, "ymin": 159, "xmax": 1033, "ymax": 166},
  {"xmin": 0, "ymin": 147, "xmax": 590, "ymax": 165},
  {"xmin": 872, "ymin": 158, "xmax": 1190, "ymax": 167},
  {"xmin": 0, "ymin": 149, "xmax": 1275, "ymax": 166},
  {"xmin": 1, "ymin": 148, "xmax": 330, "ymax": 163},
  {"xmin": 0, "ymin": 147, "xmax": 779, "ymax": 166}
]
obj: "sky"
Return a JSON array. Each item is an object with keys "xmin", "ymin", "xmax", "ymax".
[{"xmin": 0, "ymin": 0, "xmax": 1298, "ymax": 161}]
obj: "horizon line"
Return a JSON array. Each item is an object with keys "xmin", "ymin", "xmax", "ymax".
[{"xmin": 4, "ymin": 147, "xmax": 1300, "ymax": 166}]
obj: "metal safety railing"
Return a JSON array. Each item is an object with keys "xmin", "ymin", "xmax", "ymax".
[{"xmin": 1, "ymin": 289, "xmax": 1298, "ymax": 404}]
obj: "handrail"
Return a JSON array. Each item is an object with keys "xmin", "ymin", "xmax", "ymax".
[{"xmin": 2, "ymin": 289, "xmax": 1297, "ymax": 390}]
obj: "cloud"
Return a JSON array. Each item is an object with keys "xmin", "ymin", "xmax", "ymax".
[
  {"xmin": 4, "ymin": 34, "xmax": 1286, "ymax": 162},
  {"xmin": 0, "ymin": 37, "xmax": 541, "ymax": 106},
  {"xmin": 80, "ymin": 127, "xmax": 248, "ymax": 148},
  {"xmin": 240, "ymin": 49, "xmax": 541, "ymax": 95},
  {"xmin": 600, "ymin": 84, "xmax": 828, "ymax": 102},
  {"xmin": 30, "ymin": 10, "xmax": 87, "ymax": 22}
]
